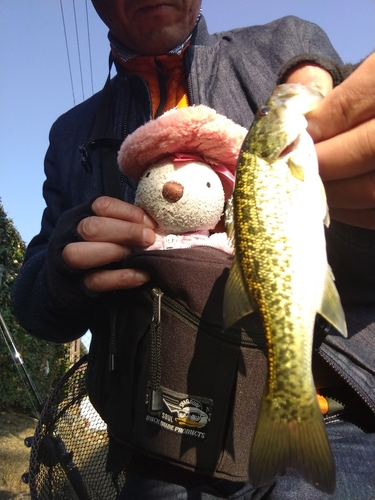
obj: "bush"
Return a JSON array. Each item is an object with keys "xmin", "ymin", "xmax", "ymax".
[{"xmin": 0, "ymin": 200, "xmax": 69, "ymax": 412}]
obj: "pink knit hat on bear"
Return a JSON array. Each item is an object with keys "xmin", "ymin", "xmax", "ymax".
[{"xmin": 117, "ymin": 105, "xmax": 248, "ymax": 200}]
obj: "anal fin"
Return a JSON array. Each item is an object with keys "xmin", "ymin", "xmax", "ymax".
[{"xmin": 318, "ymin": 267, "xmax": 347, "ymax": 338}]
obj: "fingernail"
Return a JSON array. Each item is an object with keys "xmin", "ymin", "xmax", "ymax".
[
  {"xmin": 304, "ymin": 81, "xmax": 326, "ymax": 95},
  {"xmin": 306, "ymin": 119, "xmax": 322, "ymax": 142},
  {"xmin": 135, "ymin": 271, "xmax": 150, "ymax": 284},
  {"xmin": 143, "ymin": 213, "xmax": 157, "ymax": 228},
  {"xmin": 143, "ymin": 227, "xmax": 156, "ymax": 246}
]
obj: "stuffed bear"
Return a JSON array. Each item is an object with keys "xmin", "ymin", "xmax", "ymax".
[
  {"xmin": 117, "ymin": 105, "xmax": 247, "ymax": 252},
  {"xmin": 132, "ymin": 157, "xmax": 234, "ymax": 251}
]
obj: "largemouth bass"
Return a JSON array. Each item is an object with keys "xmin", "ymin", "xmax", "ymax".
[{"xmin": 223, "ymin": 83, "xmax": 347, "ymax": 493}]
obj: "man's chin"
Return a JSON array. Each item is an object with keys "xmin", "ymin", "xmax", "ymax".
[{"xmin": 130, "ymin": 27, "xmax": 189, "ymax": 55}]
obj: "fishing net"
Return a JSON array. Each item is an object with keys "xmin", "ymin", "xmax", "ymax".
[{"xmin": 28, "ymin": 355, "xmax": 126, "ymax": 500}]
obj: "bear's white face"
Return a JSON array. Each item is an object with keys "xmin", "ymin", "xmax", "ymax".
[{"xmin": 135, "ymin": 158, "xmax": 225, "ymax": 235}]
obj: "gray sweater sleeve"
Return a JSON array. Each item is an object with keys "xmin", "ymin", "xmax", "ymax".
[{"xmin": 277, "ymin": 53, "xmax": 360, "ymax": 87}]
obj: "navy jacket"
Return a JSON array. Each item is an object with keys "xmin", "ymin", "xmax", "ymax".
[{"xmin": 12, "ymin": 15, "xmax": 375, "ymax": 450}]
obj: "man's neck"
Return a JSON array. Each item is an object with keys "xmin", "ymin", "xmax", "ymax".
[{"xmin": 108, "ymin": 11, "xmax": 202, "ymax": 64}]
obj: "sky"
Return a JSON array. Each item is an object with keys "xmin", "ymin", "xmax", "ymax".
[{"xmin": 1, "ymin": 0, "xmax": 375, "ymax": 246}]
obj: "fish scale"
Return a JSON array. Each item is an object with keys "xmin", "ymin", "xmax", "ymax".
[
  {"xmin": 223, "ymin": 83, "xmax": 347, "ymax": 493},
  {"xmin": 236, "ymin": 151, "xmax": 317, "ymax": 401}
]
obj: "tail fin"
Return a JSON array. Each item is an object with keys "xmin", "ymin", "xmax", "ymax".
[{"xmin": 248, "ymin": 395, "xmax": 336, "ymax": 493}]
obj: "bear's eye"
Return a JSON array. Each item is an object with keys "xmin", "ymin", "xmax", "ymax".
[
  {"xmin": 206, "ymin": 182, "xmax": 211, "ymax": 188},
  {"xmin": 145, "ymin": 172, "xmax": 151, "ymax": 178}
]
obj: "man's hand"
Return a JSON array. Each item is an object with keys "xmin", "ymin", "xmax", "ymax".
[
  {"xmin": 62, "ymin": 196, "xmax": 156, "ymax": 292},
  {"xmin": 286, "ymin": 55, "xmax": 375, "ymax": 229}
]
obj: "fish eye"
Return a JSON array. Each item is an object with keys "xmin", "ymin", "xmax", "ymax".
[
  {"xmin": 145, "ymin": 172, "xmax": 151, "ymax": 178},
  {"xmin": 256, "ymin": 106, "xmax": 270, "ymax": 117}
]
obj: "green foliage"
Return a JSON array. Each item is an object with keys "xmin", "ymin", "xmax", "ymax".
[{"xmin": 0, "ymin": 200, "xmax": 69, "ymax": 412}]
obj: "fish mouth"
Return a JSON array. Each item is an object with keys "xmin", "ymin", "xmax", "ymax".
[{"xmin": 279, "ymin": 134, "xmax": 301, "ymax": 157}]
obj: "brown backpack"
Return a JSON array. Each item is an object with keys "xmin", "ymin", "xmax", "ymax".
[{"xmin": 88, "ymin": 246, "xmax": 269, "ymax": 481}]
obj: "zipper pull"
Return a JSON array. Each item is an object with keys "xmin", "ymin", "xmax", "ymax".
[
  {"xmin": 149, "ymin": 288, "xmax": 164, "ymax": 415},
  {"xmin": 152, "ymin": 288, "xmax": 164, "ymax": 325},
  {"xmin": 149, "ymin": 389, "xmax": 164, "ymax": 416}
]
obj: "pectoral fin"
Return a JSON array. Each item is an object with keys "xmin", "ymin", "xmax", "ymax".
[
  {"xmin": 287, "ymin": 156, "xmax": 305, "ymax": 181},
  {"xmin": 318, "ymin": 176, "xmax": 330, "ymax": 227},
  {"xmin": 323, "ymin": 203, "xmax": 330, "ymax": 228},
  {"xmin": 318, "ymin": 267, "xmax": 347, "ymax": 338},
  {"xmin": 223, "ymin": 255, "xmax": 256, "ymax": 329}
]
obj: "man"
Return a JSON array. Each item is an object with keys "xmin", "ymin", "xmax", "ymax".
[{"xmin": 11, "ymin": 1, "xmax": 375, "ymax": 498}]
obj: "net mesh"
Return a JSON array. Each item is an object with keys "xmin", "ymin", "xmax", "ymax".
[{"xmin": 28, "ymin": 355, "xmax": 126, "ymax": 499}]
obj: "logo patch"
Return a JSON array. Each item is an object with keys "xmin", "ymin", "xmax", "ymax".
[{"xmin": 146, "ymin": 386, "xmax": 213, "ymax": 441}]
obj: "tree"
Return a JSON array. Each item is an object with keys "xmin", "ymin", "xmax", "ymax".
[{"xmin": 0, "ymin": 200, "xmax": 68, "ymax": 412}]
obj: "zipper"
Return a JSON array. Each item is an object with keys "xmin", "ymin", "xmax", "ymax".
[
  {"xmin": 184, "ymin": 48, "xmax": 193, "ymax": 105},
  {"xmin": 108, "ymin": 295, "xmax": 119, "ymax": 371},
  {"xmin": 120, "ymin": 74, "xmax": 153, "ymax": 187},
  {"xmin": 317, "ymin": 345, "xmax": 375, "ymax": 414},
  {"xmin": 120, "ymin": 78, "xmax": 131, "ymax": 187},
  {"xmin": 144, "ymin": 286, "xmax": 265, "ymax": 349},
  {"xmin": 122, "ymin": 78, "xmax": 131, "ymax": 140}
]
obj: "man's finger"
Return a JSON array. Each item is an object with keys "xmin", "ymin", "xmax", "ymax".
[
  {"xmin": 324, "ymin": 170, "xmax": 375, "ymax": 209},
  {"xmin": 77, "ymin": 216, "xmax": 156, "ymax": 246},
  {"xmin": 62, "ymin": 242, "xmax": 131, "ymax": 270},
  {"xmin": 83, "ymin": 268, "xmax": 150, "ymax": 292},
  {"xmin": 328, "ymin": 208, "xmax": 375, "ymax": 230},
  {"xmin": 308, "ymin": 52, "xmax": 375, "ymax": 142},
  {"xmin": 92, "ymin": 196, "xmax": 156, "ymax": 227},
  {"xmin": 316, "ymin": 118, "xmax": 375, "ymax": 180}
]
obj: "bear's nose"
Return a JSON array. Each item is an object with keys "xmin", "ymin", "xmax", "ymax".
[{"xmin": 162, "ymin": 181, "xmax": 184, "ymax": 203}]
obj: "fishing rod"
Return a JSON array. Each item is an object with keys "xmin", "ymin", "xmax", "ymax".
[{"xmin": 0, "ymin": 310, "xmax": 43, "ymax": 413}]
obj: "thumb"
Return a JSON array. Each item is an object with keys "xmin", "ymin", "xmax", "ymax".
[
  {"xmin": 285, "ymin": 63, "xmax": 334, "ymax": 142},
  {"xmin": 285, "ymin": 63, "xmax": 333, "ymax": 97},
  {"xmin": 310, "ymin": 53, "xmax": 375, "ymax": 142},
  {"xmin": 307, "ymin": 53, "xmax": 375, "ymax": 142}
]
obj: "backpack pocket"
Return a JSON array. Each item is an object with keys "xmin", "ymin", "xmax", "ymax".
[{"xmin": 88, "ymin": 247, "xmax": 268, "ymax": 480}]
